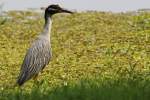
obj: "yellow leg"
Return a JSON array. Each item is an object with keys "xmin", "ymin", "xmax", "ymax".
[{"xmin": 33, "ymin": 74, "xmax": 39, "ymax": 81}]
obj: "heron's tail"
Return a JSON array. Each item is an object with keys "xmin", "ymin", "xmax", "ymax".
[{"xmin": 17, "ymin": 72, "xmax": 27, "ymax": 86}]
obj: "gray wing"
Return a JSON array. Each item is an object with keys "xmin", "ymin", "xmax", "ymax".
[{"xmin": 17, "ymin": 39, "xmax": 51, "ymax": 85}]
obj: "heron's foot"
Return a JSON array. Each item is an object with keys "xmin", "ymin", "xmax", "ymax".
[
  {"xmin": 32, "ymin": 74, "xmax": 40, "ymax": 87},
  {"xmin": 33, "ymin": 77, "xmax": 45, "ymax": 87},
  {"xmin": 33, "ymin": 80, "xmax": 41, "ymax": 88}
]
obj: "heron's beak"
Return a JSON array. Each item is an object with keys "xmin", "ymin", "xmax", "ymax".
[{"xmin": 61, "ymin": 8, "xmax": 73, "ymax": 14}]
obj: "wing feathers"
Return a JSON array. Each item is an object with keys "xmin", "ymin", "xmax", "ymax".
[{"xmin": 17, "ymin": 39, "xmax": 51, "ymax": 86}]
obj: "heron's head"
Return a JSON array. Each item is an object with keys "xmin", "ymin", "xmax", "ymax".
[{"xmin": 45, "ymin": 4, "xmax": 73, "ymax": 17}]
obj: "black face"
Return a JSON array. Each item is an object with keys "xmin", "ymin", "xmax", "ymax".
[{"xmin": 45, "ymin": 4, "xmax": 73, "ymax": 16}]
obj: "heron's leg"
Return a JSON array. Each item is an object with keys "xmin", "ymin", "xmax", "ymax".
[
  {"xmin": 33, "ymin": 73, "xmax": 45, "ymax": 87},
  {"xmin": 33, "ymin": 74, "xmax": 39, "ymax": 81},
  {"xmin": 33, "ymin": 74, "xmax": 40, "ymax": 87}
]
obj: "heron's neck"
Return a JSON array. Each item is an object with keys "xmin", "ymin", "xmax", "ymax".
[{"xmin": 43, "ymin": 16, "xmax": 52, "ymax": 38}]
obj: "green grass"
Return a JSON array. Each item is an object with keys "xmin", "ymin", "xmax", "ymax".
[
  {"xmin": 0, "ymin": 11, "xmax": 150, "ymax": 100},
  {"xmin": 1, "ymin": 78, "xmax": 150, "ymax": 100}
]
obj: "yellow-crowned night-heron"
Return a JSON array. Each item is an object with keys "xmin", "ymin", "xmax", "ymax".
[{"xmin": 17, "ymin": 4, "xmax": 73, "ymax": 86}]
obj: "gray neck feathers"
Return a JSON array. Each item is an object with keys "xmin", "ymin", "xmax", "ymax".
[{"xmin": 41, "ymin": 15, "xmax": 52, "ymax": 40}]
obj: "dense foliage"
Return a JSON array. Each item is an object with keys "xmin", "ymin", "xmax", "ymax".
[{"xmin": 0, "ymin": 11, "xmax": 150, "ymax": 100}]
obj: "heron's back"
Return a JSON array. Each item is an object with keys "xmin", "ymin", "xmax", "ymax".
[{"xmin": 17, "ymin": 38, "xmax": 51, "ymax": 86}]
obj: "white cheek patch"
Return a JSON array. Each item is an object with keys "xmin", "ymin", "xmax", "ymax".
[{"xmin": 48, "ymin": 8, "xmax": 56, "ymax": 11}]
